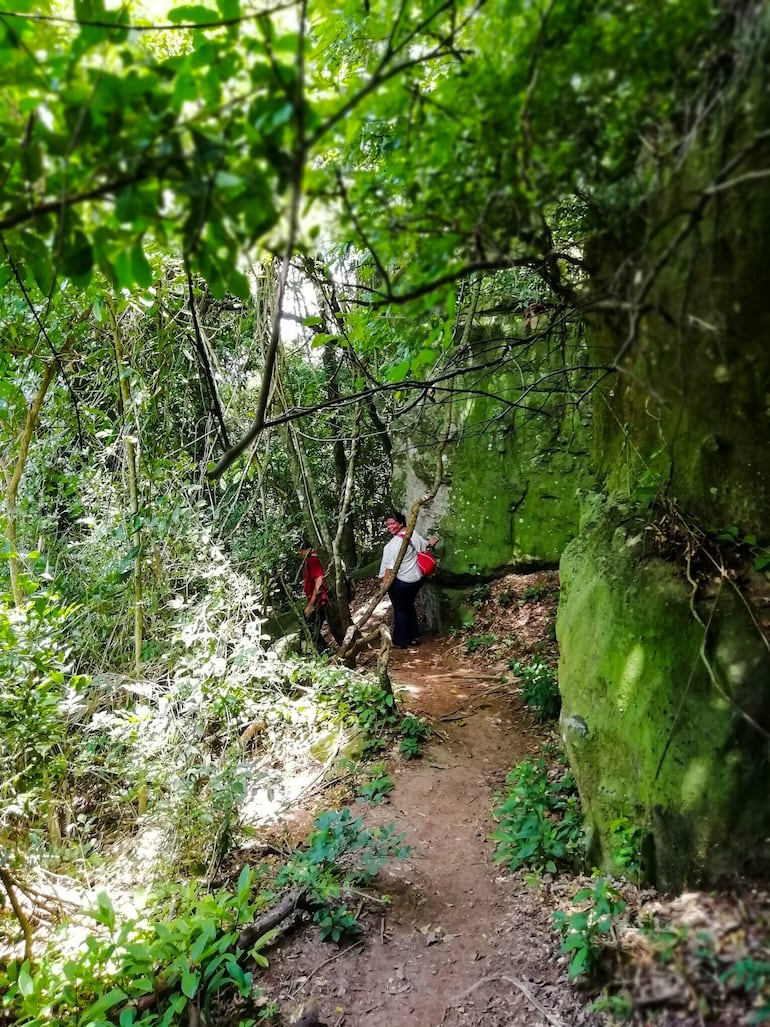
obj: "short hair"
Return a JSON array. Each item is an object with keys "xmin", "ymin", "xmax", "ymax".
[
  {"xmin": 389, "ymin": 512, "xmax": 407, "ymax": 527},
  {"xmin": 297, "ymin": 536, "xmax": 312, "ymax": 549}
]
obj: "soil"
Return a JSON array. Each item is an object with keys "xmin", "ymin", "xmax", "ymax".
[{"xmin": 255, "ymin": 573, "xmax": 603, "ymax": 1027}]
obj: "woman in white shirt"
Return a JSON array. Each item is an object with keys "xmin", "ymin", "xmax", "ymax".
[{"xmin": 378, "ymin": 512, "xmax": 435, "ymax": 648}]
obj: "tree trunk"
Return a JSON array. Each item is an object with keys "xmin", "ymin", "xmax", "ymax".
[
  {"xmin": 1, "ymin": 360, "xmax": 57, "ymax": 608},
  {"xmin": 107, "ymin": 297, "xmax": 143, "ymax": 673}
]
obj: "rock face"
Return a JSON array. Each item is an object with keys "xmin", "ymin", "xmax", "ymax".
[
  {"xmin": 392, "ymin": 324, "xmax": 595, "ymax": 588},
  {"xmin": 394, "ymin": 27, "xmax": 770, "ymax": 887},
  {"xmin": 558, "ymin": 498, "xmax": 770, "ymax": 888},
  {"xmin": 558, "ymin": 53, "xmax": 770, "ymax": 887}
]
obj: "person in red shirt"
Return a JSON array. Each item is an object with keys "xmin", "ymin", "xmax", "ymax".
[{"xmin": 298, "ymin": 538, "xmax": 330, "ymax": 653}]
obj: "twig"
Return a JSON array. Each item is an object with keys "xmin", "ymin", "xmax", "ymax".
[
  {"xmin": 289, "ymin": 939, "xmax": 365, "ymax": 998},
  {"xmin": 448, "ymin": 974, "xmax": 568, "ymax": 1027},
  {"xmin": 438, "ymin": 682, "xmax": 511, "ymax": 721}
]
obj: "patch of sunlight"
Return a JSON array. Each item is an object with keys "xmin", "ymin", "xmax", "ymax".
[
  {"xmin": 616, "ymin": 644, "xmax": 645, "ymax": 713},
  {"xmin": 398, "ymin": 680, "xmax": 424, "ymax": 699},
  {"xmin": 241, "ymin": 764, "xmax": 320, "ymax": 825},
  {"xmin": 680, "ymin": 759, "xmax": 708, "ymax": 805},
  {"xmin": 725, "ymin": 659, "xmax": 748, "ymax": 685}
]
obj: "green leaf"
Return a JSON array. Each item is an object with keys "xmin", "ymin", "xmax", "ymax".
[
  {"xmin": 90, "ymin": 891, "xmax": 117, "ymax": 931},
  {"xmin": 168, "ymin": 5, "xmax": 220, "ymax": 24},
  {"xmin": 78, "ymin": 988, "xmax": 128, "ymax": 1025},
  {"xmin": 61, "ymin": 229, "xmax": 94, "ymax": 280},
  {"xmin": 17, "ymin": 965, "xmax": 34, "ymax": 997},
  {"xmin": 181, "ymin": 970, "xmax": 199, "ymax": 998},
  {"xmin": 310, "ymin": 332, "xmax": 338, "ymax": 348},
  {"xmin": 131, "ymin": 244, "xmax": 153, "ymax": 289},
  {"xmin": 217, "ymin": 0, "xmax": 240, "ymax": 17},
  {"xmin": 385, "ymin": 359, "xmax": 411, "ymax": 383},
  {"xmin": 74, "ymin": 0, "xmax": 105, "ymax": 18},
  {"xmin": 568, "ymin": 946, "xmax": 588, "ymax": 978}
]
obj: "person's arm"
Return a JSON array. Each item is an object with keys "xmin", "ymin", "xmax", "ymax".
[
  {"xmin": 304, "ymin": 573, "xmax": 324, "ymax": 618},
  {"xmin": 381, "ymin": 567, "xmax": 394, "ymax": 588}
]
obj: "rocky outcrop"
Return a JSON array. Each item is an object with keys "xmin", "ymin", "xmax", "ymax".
[{"xmin": 558, "ymin": 33, "xmax": 770, "ymax": 887}]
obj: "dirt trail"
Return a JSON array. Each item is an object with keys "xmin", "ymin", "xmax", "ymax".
[{"xmin": 260, "ymin": 636, "xmax": 601, "ymax": 1027}]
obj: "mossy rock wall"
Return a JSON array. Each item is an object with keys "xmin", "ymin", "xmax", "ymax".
[
  {"xmin": 558, "ymin": 499, "xmax": 770, "ymax": 888},
  {"xmin": 393, "ymin": 327, "xmax": 594, "ymax": 586},
  {"xmin": 560, "ymin": 44, "xmax": 770, "ymax": 887},
  {"xmin": 588, "ymin": 65, "xmax": 770, "ymax": 529}
]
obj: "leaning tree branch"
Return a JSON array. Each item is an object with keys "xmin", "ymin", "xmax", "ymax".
[
  {"xmin": 337, "ymin": 377, "xmax": 453, "ymax": 662},
  {"xmin": 185, "ymin": 264, "xmax": 231, "ymax": 451},
  {"xmin": 0, "ymin": 866, "xmax": 34, "ymax": 963}
]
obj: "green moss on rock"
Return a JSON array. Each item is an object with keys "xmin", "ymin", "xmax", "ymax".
[{"xmin": 558, "ymin": 499, "xmax": 770, "ymax": 888}]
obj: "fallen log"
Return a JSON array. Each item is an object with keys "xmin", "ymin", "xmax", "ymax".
[{"xmin": 237, "ymin": 889, "xmax": 312, "ymax": 951}]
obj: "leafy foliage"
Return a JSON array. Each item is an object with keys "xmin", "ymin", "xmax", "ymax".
[
  {"xmin": 0, "ymin": 589, "xmax": 88, "ymax": 828},
  {"xmin": 276, "ymin": 806, "xmax": 409, "ymax": 939},
  {"xmin": 399, "ymin": 714, "xmax": 431, "ymax": 760},
  {"xmin": 510, "ymin": 658, "xmax": 561, "ymax": 723},
  {"xmin": 0, "ymin": 869, "xmax": 270, "ymax": 1027},
  {"xmin": 553, "ymin": 876, "xmax": 627, "ymax": 981},
  {"xmin": 491, "ymin": 757, "xmax": 584, "ymax": 873}
]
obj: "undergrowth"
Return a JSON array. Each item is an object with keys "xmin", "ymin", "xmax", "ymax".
[
  {"xmin": 492, "ymin": 754, "xmax": 770, "ymax": 1023},
  {"xmin": 0, "ymin": 807, "xmax": 409, "ymax": 1026},
  {"xmin": 0, "ymin": 577, "xmax": 418, "ymax": 1027},
  {"xmin": 491, "ymin": 756, "xmax": 584, "ymax": 874}
]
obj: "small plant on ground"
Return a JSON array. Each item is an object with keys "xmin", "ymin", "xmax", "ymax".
[
  {"xmin": 721, "ymin": 956, "xmax": 770, "ymax": 1021},
  {"xmin": 464, "ymin": 632, "xmax": 497, "ymax": 653},
  {"xmin": 469, "ymin": 583, "xmax": 492, "ymax": 605},
  {"xmin": 510, "ymin": 657, "xmax": 561, "ymax": 722},
  {"xmin": 313, "ymin": 905, "xmax": 360, "ymax": 943},
  {"xmin": 608, "ymin": 815, "xmax": 644, "ymax": 882},
  {"xmin": 491, "ymin": 756, "xmax": 584, "ymax": 873},
  {"xmin": 399, "ymin": 714, "xmax": 430, "ymax": 759},
  {"xmin": 521, "ymin": 582, "xmax": 548, "ymax": 603},
  {"xmin": 716, "ymin": 524, "xmax": 770, "ymax": 571},
  {"xmin": 0, "ymin": 867, "xmax": 273, "ymax": 1027},
  {"xmin": 277, "ymin": 807, "xmax": 409, "ymax": 907},
  {"xmin": 324, "ymin": 678, "xmax": 401, "ymax": 754},
  {"xmin": 553, "ymin": 876, "xmax": 627, "ymax": 980},
  {"xmin": 357, "ymin": 764, "xmax": 394, "ymax": 803}
]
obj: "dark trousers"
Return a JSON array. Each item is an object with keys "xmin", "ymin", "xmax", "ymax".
[
  {"xmin": 388, "ymin": 577, "xmax": 423, "ymax": 647},
  {"xmin": 306, "ymin": 605, "xmax": 330, "ymax": 653}
]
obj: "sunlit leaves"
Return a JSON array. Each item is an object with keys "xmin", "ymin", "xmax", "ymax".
[{"xmin": 168, "ymin": 5, "xmax": 220, "ymax": 25}]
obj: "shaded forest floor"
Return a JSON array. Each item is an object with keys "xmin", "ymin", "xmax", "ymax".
[{"xmin": 243, "ymin": 573, "xmax": 770, "ymax": 1027}]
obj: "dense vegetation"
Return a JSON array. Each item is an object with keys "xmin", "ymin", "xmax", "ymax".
[{"xmin": 1, "ymin": 0, "xmax": 767, "ymax": 1023}]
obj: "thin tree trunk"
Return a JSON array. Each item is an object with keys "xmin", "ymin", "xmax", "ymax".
[
  {"xmin": 0, "ymin": 867, "xmax": 33, "ymax": 962},
  {"xmin": 107, "ymin": 297, "xmax": 143, "ymax": 673},
  {"xmin": 1, "ymin": 360, "xmax": 57, "ymax": 608}
]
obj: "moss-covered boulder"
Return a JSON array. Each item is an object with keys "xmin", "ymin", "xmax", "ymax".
[
  {"xmin": 557, "ymin": 21, "xmax": 770, "ymax": 887},
  {"xmin": 558, "ymin": 498, "xmax": 770, "ymax": 888}
]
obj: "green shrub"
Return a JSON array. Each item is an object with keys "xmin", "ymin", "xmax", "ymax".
[
  {"xmin": 464, "ymin": 632, "xmax": 497, "ymax": 652},
  {"xmin": 399, "ymin": 714, "xmax": 430, "ymax": 760},
  {"xmin": 491, "ymin": 757, "xmax": 584, "ymax": 873},
  {"xmin": 358, "ymin": 772, "xmax": 394, "ymax": 803},
  {"xmin": 0, "ymin": 868, "xmax": 272, "ymax": 1027},
  {"xmin": 510, "ymin": 658, "xmax": 560, "ymax": 722},
  {"xmin": 553, "ymin": 877, "xmax": 627, "ymax": 980}
]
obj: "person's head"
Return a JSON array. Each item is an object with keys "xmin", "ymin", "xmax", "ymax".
[
  {"xmin": 297, "ymin": 536, "xmax": 312, "ymax": 555},
  {"xmin": 385, "ymin": 512, "xmax": 406, "ymax": 536}
]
